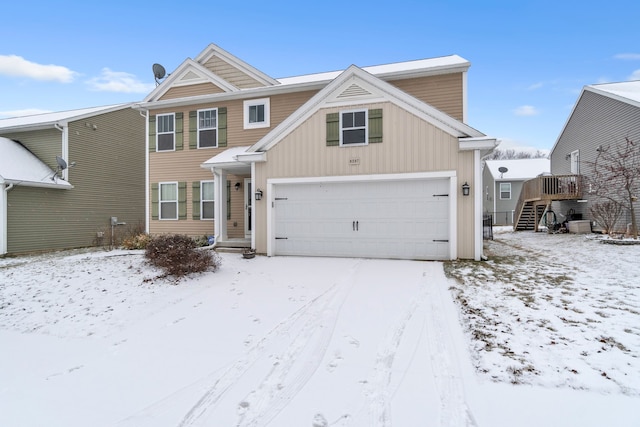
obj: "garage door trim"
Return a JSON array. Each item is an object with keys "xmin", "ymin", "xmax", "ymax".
[{"xmin": 266, "ymin": 171, "xmax": 457, "ymax": 259}]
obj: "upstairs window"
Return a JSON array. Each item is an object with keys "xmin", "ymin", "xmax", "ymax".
[
  {"xmin": 157, "ymin": 114, "xmax": 175, "ymax": 151},
  {"xmin": 243, "ymin": 98, "xmax": 270, "ymax": 129},
  {"xmin": 340, "ymin": 110, "xmax": 368, "ymax": 146},
  {"xmin": 500, "ymin": 182, "xmax": 512, "ymax": 200},
  {"xmin": 198, "ymin": 109, "xmax": 217, "ymax": 148}
]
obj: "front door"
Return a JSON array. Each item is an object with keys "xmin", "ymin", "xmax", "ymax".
[{"xmin": 244, "ymin": 178, "xmax": 252, "ymax": 237}]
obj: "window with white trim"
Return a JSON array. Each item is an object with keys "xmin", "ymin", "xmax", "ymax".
[
  {"xmin": 159, "ymin": 182, "xmax": 178, "ymax": 219},
  {"xmin": 201, "ymin": 181, "xmax": 215, "ymax": 220},
  {"xmin": 157, "ymin": 114, "xmax": 175, "ymax": 151},
  {"xmin": 243, "ymin": 98, "xmax": 270, "ymax": 129},
  {"xmin": 500, "ymin": 182, "xmax": 512, "ymax": 200},
  {"xmin": 340, "ymin": 109, "xmax": 368, "ymax": 146},
  {"xmin": 570, "ymin": 150, "xmax": 580, "ymax": 174},
  {"xmin": 198, "ymin": 109, "xmax": 217, "ymax": 148}
]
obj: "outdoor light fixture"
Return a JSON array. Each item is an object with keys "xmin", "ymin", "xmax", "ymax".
[
  {"xmin": 462, "ymin": 182, "xmax": 470, "ymax": 196},
  {"xmin": 255, "ymin": 189, "xmax": 263, "ymax": 200},
  {"xmin": 235, "ymin": 182, "xmax": 241, "ymax": 191}
]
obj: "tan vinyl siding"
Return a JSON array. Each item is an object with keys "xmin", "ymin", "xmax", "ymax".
[
  {"xmin": 6, "ymin": 107, "xmax": 145, "ymax": 254},
  {"xmin": 0, "ymin": 128, "xmax": 62, "ymax": 171},
  {"xmin": 252, "ymin": 102, "xmax": 478, "ymax": 258},
  {"xmin": 456, "ymin": 150, "xmax": 475, "ymax": 259},
  {"xmin": 389, "ymin": 73, "xmax": 464, "ymax": 121},
  {"xmin": 160, "ymin": 83, "xmax": 225, "ymax": 100},
  {"xmin": 203, "ymin": 56, "xmax": 265, "ymax": 89}
]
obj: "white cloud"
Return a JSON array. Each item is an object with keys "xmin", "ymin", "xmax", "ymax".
[
  {"xmin": 629, "ymin": 69, "xmax": 640, "ymax": 80},
  {"xmin": 0, "ymin": 55, "xmax": 77, "ymax": 83},
  {"xmin": 527, "ymin": 82, "xmax": 544, "ymax": 90},
  {"xmin": 86, "ymin": 68, "xmax": 155, "ymax": 93},
  {"xmin": 0, "ymin": 108, "xmax": 52, "ymax": 119},
  {"xmin": 514, "ymin": 105, "xmax": 540, "ymax": 116},
  {"xmin": 614, "ymin": 53, "xmax": 640, "ymax": 60}
]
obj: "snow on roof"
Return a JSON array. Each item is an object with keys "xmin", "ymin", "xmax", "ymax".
[
  {"xmin": 484, "ymin": 158, "xmax": 550, "ymax": 181},
  {"xmin": 201, "ymin": 146, "xmax": 250, "ymax": 167},
  {"xmin": 0, "ymin": 104, "xmax": 130, "ymax": 131},
  {"xmin": 0, "ymin": 137, "xmax": 72, "ymax": 188},
  {"xmin": 276, "ymin": 55, "xmax": 469, "ymax": 86},
  {"xmin": 587, "ymin": 80, "xmax": 640, "ymax": 107}
]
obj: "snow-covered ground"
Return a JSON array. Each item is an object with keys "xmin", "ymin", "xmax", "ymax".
[{"xmin": 0, "ymin": 229, "xmax": 638, "ymax": 427}]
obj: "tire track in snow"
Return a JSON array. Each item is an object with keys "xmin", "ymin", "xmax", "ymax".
[
  {"xmin": 177, "ymin": 260, "xmax": 362, "ymax": 427},
  {"xmin": 424, "ymin": 270, "xmax": 477, "ymax": 427}
]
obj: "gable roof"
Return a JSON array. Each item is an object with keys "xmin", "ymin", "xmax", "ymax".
[
  {"xmin": 0, "ymin": 137, "xmax": 72, "ymax": 189},
  {"xmin": 0, "ymin": 104, "xmax": 132, "ymax": 133},
  {"xmin": 247, "ymin": 65, "xmax": 485, "ymax": 154},
  {"xmin": 586, "ymin": 80, "xmax": 640, "ymax": 108},
  {"xmin": 484, "ymin": 158, "xmax": 550, "ymax": 181}
]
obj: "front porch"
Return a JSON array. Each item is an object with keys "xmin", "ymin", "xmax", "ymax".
[{"xmin": 514, "ymin": 174, "xmax": 583, "ymax": 231}]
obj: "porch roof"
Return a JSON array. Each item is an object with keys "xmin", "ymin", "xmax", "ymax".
[{"xmin": 200, "ymin": 146, "xmax": 251, "ymax": 173}]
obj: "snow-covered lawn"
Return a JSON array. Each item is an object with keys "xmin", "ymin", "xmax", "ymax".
[
  {"xmin": 0, "ymin": 230, "xmax": 639, "ymax": 427},
  {"xmin": 445, "ymin": 228, "xmax": 640, "ymax": 396}
]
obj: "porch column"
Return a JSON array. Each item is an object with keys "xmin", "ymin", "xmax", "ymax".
[{"xmin": 213, "ymin": 168, "xmax": 228, "ymax": 242}]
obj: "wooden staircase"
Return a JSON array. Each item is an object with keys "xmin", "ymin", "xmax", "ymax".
[{"xmin": 513, "ymin": 175, "xmax": 583, "ymax": 231}]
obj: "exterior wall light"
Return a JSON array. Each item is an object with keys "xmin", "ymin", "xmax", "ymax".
[
  {"xmin": 255, "ymin": 189, "xmax": 263, "ymax": 200},
  {"xmin": 235, "ymin": 182, "xmax": 241, "ymax": 191},
  {"xmin": 462, "ymin": 182, "xmax": 470, "ymax": 196}
]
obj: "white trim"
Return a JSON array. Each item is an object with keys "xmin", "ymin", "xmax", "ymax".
[
  {"xmin": 250, "ymin": 162, "xmax": 256, "ymax": 249},
  {"xmin": 144, "ymin": 110, "xmax": 150, "ymax": 233},
  {"xmin": 499, "ymin": 182, "xmax": 512, "ymax": 200},
  {"xmin": 474, "ymin": 149, "xmax": 482, "ymax": 261},
  {"xmin": 197, "ymin": 108, "xmax": 219, "ymax": 149},
  {"xmin": 243, "ymin": 177, "xmax": 252, "ymax": 237},
  {"xmin": 158, "ymin": 181, "xmax": 179, "ymax": 220},
  {"xmin": 339, "ymin": 108, "xmax": 368, "ymax": 147},
  {"xmin": 1, "ymin": 182, "xmax": 7, "ymax": 255},
  {"xmin": 266, "ymin": 171, "xmax": 457, "ymax": 259},
  {"xmin": 156, "ymin": 113, "xmax": 176, "ymax": 152},
  {"xmin": 200, "ymin": 180, "xmax": 215, "ymax": 220},
  {"xmin": 243, "ymin": 98, "xmax": 271, "ymax": 129}
]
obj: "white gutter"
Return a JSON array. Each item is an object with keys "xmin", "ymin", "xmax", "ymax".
[{"xmin": 0, "ymin": 183, "xmax": 12, "ymax": 255}]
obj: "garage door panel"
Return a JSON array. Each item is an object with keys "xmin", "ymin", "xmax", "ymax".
[{"xmin": 273, "ymin": 178, "xmax": 451, "ymax": 260}]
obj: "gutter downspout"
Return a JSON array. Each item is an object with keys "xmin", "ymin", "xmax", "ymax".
[
  {"xmin": 54, "ymin": 123, "xmax": 69, "ymax": 180},
  {"xmin": 1, "ymin": 183, "xmax": 14, "ymax": 255},
  {"xmin": 142, "ymin": 110, "xmax": 150, "ymax": 234}
]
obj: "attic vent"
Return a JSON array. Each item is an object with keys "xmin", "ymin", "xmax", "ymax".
[{"xmin": 338, "ymin": 83, "xmax": 372, "ymax": 99}]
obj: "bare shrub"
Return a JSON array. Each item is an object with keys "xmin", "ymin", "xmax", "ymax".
[
  {"xmin": 145, "ymin": 234, "xmax": 221, "ymax": 278},
  {"xmin": 590, "ymin": 201, "xmax": 623, "ymax": 234}
]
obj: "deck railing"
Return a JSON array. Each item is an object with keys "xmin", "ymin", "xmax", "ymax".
[{"xmin": 514, "ymin": 175, "xmax": 583, "ymax": 229}]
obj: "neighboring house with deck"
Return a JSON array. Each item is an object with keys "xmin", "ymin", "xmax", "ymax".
[
  {"xmin": 0, "ymin": 105, "xmax": 145, "ymax": 255},
  {"xmin": 547, "ymin": 81, "xmax": 640, "ymax": 232},
  {"xmin": 135, "ymin": 43, "xmax": 497, "ymax": 260},
  {"xmin": 483, "ymin": 158, "xmax": 550, "ymax": 226}
]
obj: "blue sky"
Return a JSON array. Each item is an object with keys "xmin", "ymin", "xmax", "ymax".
[{"xmin": 1, "ymin": 0, "xmax": 639, "ymax": 153}]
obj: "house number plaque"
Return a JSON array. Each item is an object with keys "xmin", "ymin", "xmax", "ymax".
[{"xmin": 349, "ymin": 158, "xmax": 360, "ymax": 166}]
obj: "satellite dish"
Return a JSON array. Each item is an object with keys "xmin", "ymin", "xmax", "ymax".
[
  {"xmin": 498, "ymin": 166, "xmax": 508, "ymax": 173},
  {"xmin": 152, "ymin": 63, "xmax": 166, "ymax": 85},
  {"xmin": 56, "ymin": 156, "xmax": 68, "ymax": 171}
]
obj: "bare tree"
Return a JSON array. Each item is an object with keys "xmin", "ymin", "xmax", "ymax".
[
  {"xmin": 487, "ymin": 148, "xmax": 549, "ymax": 160},
  {"xmin": 589, "ymin": 201, "xmax": 623, "ymax": 235},
  {"xmin": 589, "ymin": 137, "xmax": 640, "ymax": 238}
]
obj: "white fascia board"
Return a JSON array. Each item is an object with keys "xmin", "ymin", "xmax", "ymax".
[
  {"xmin": 459, "ymin": 136, "xmax": 498, "ymax": 151},
  {"xmin": 267, "ymin": 171, "xmax": 456, "ymax": 186},
  {"xmin": 5, "ymin": 179, "xmax": 73, "ymax": 189},
  {"xmin": 235, "ymin": 152, "xmax": 266, "ymax": 163}
]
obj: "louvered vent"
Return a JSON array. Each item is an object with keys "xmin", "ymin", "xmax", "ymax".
[{"xmin": 338, "ymin": 83, "xmax": 372, "ymax": 98}]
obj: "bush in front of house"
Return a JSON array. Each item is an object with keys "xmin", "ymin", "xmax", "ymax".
[
  {"xmin": 122, "ymin": 233, "xmax": 152, "ymax": 250},
  {"xmin": 144, "ymin": 234, "xmax": 221, "ymax": 278}
]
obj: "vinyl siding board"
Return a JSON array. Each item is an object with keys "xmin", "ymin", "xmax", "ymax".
[
  {"xmin": 6, "ymin": 107, "xmax": 145, "ymax": 254},
  {"xmin": 203, "ymin": 56, "xmax": 265, "ymax": 89},
  {"xmin": 551, "ymin": 89, "xmax": 640, "ymax": 230},
  {"xmin": 0, "ymin": 128, "xmax": 62, "ymax": 171},
  {"xmin": 160, "ymin": 83, "xmax": 225, "ymax": 100},
  {"xmin": 252, "ymin": 102, "xmax": 477, "ymax": 258},
  {"xmin": 389, "ymin": 73, "xmax": 464, "ymax": 121}
]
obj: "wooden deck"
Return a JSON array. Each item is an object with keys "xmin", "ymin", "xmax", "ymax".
[{"xmin": 514, "ymin": 175, "xmax": 583, "ymax": 231}]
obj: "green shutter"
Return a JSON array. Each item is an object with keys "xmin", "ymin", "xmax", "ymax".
[
  {"xmin": 368, "ymin": 109, "xmax": 383, "ymax": 143},
  {"xmin": 326, "ymin": 112, "xmax": 339, "ymax": 146},
  {"xmin": 189, "ymin": 111, "xmax": 197, "ymax": 149},
  {"xmin": 148, "ymin": 115, "xmax": 156, "ymax": 152},
  {"xmin": 151, "ymin": 183, "xmax": 159, "ymax": 220},
  {"xmin": 192, "ymin": 181, "xmax": 201, "ymax": 220},
  {"xmin": 178, "ymin": 181, "xmax": 187, "ymax": 220},
  {"xmin": 218, "ymin": 107, "xmax": 227, "ymax": 147},
  {"xmin": 175, "ymin": 112, "xmax": 184, "ymax": 150}
]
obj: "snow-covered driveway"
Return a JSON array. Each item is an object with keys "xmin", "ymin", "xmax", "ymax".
[{"xmin": 0, "ymin": 252, "xmax": 473, "ymax": 427}]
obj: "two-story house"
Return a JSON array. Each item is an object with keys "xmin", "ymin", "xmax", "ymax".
[{"xmin": 135, "ymin": 44, "xmax": 496, "ymax": 260}]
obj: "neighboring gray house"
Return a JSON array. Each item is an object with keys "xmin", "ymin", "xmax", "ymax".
[
  {"xmin": 0, "ymin": 104, "xmax": 145, "ymax": 255},
  {"xmin": 483, "ymin": 158, "xmax": 549, "ymax": 225},
  {"xmin": 549, "ymin": 81, "xmax": 640, "ymax": 232}
]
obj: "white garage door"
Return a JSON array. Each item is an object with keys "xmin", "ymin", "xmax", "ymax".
[{"xmin": 273, "ymin": 178, "xmax": 451, "ymax": 260}]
